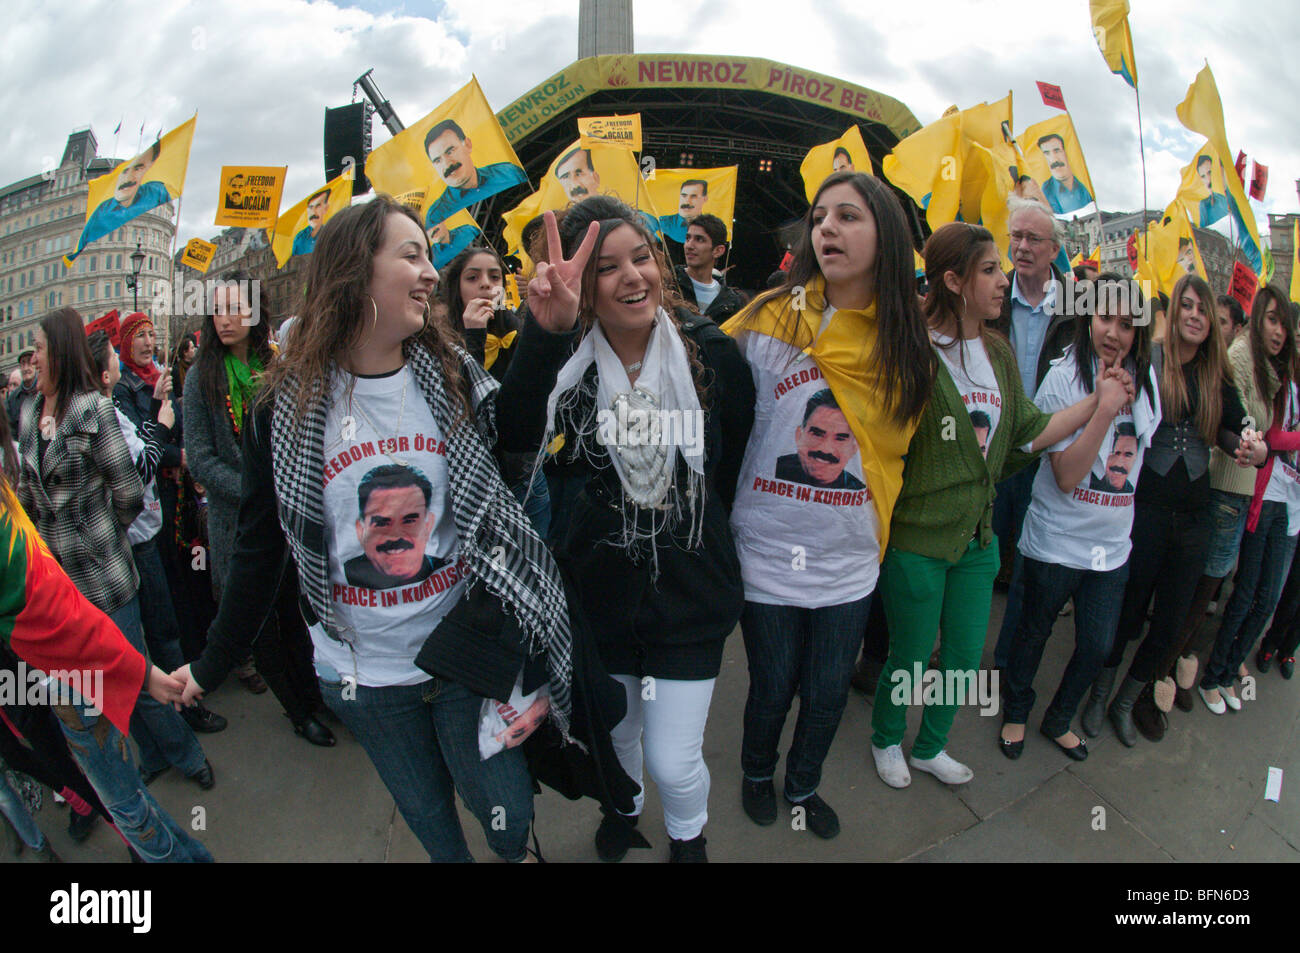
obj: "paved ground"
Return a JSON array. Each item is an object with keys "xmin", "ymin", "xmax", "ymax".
[{"xmin": 6, "ymin": 590, "xmax": 1298, "ymax": 863}]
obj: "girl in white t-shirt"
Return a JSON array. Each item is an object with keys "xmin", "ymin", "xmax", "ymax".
[{"xmin": 1001, "ymin": 275, "xmax": 1158, "ymax": 761}]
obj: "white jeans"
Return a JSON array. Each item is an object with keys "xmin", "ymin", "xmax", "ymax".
[{"xmin": 609, "ymin": 674, "xmax": 715, "ymax": 841}]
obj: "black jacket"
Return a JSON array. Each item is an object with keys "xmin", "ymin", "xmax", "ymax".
[
  {"xmin": 6, "ymin": 385, "xmax": 36, "ymax": 439},
  {"xmin": 114, "ymin": 365, "xmax": 183, "ymax": 468},
  {"xmin": 461, "ymin": 309, "xmax": 524, "ymax": 384},
  {"xmin": 991, "ymin": 265, "xmax": 1075, "ymax": 392},
  {"xmin": 499, "ymin": 309, "xmax": 756, "ymax": 680},
  {"xmin": 674, "ymin": 266, "xmax": 748, "ymax": 324}
]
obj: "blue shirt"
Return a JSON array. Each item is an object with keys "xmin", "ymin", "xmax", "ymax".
[
  {"xmin": 424, "ymin": 163, "xmax": 527, "ymax": 228},
  {"xmin": 1008, "ymin": 273, "xmax": 1058, "ymax": 400},
  {"xmin": 291, "ymin": 227, "xmax": 318, "ymax": 257},
  {"xmin": 658, "ymin": 213, "xmax": 690, "ymax": 243},
  {"xmin": 74, "ymin": 181, "xmax": 172, "ymax": 258},
  {"xmin": 1199, "ymin": 192, "xmax": 1263, "ymax": 272},
  {"xmin": 431, "ymin": 225, "xmax": 477, "ymax": 270},
  {"xmin": 1041, "ymin": 176, "xmax": 1093, "ymax": 216}
]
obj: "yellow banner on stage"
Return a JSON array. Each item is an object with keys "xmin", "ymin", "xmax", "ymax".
[
  {"xmin": 180, "ymin": 238, "xmax": 217, "ymax": 274},
  {"xmin": 366, "ymin": 77, "xmax": 526, "ymax": 236},
  {"xmin": 67, "ymin": 116, "xmax": 196, "ymax": 266},
  {"xmin": 799, "ymin": 126, "xmax": 874, "ymax": 203},
  {"xmin": 214, "ymin": 166, "xmax": 287, "ymax": 228},
  {"xmin": 644, "ymin": 166, "xmax": 737, "ymax": 243},
  {"xmin": 266, "ymin": 171, "xmax": 354, "ymax": 268},
  {"xmin": 578, "ymin": 114, "xmax": 643, "ymax": 151},
  {"xmin": 1021, "ymin": 114, "xmax": 1097, "ymax": 219}
]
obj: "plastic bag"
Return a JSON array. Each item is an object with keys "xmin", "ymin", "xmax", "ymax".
[{"xmin": 478, "ymin": 673, "xmax": 551, "ymax": 760}]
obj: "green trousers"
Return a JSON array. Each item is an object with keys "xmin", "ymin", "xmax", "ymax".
[{"xmin": 870, "ymin": 538, "xmax": 999, "ymax": 760}]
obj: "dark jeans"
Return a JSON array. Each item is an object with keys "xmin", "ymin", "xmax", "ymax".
[
  {"xmin": 1004, "ymin": 557, "xmax": 1129, "ymax": 737},
  {"xmin": 252, "ymin": 564, "xmax": 323, "ymax": 724},
  {"xmin": 1262, "ymin": 536, "xmax": 1300, "ymax": 658},
  {"xmin": 0, "ymin": 703, "xmax": 109, "ymax": 821},
  {"xmin": 1202, "ymin": 501, "xmax": 1294, "ymax": 688},
  {"xmin": 992, "ymin": 463, "xmax": 1038, "ymax": 668},
  {"xmin": 511, "ymin": 465, "xmax": 551, "ymax": 541},
  {"xmin": 1109, "ymin": 501, "xmax": 1213, "ymax": 682},
  {"xmin": 132, "ymin": 537, "xmax": 186, "ymax": 673},
  {"xmin": 317, "ymin": 672, "xmax": 534, "ymax": 862},
  {"xmin": 740, "ymin": 595, "xmax": 872, "ymax": 801}
]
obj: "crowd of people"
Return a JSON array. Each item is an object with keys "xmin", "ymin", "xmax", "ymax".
[{"xmin": 1, "ymin": 174, "xmax": 1297, "ymax": 864}]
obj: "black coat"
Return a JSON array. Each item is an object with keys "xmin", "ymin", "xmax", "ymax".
[
  {"xmin": 113, "ymin": 365, "xmax": 184, "ymax": 467},
  {"xmin": 674, "ymin": 266, "xmax": 748, "ymax": 324}
]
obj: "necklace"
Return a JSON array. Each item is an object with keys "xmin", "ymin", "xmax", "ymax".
[
  {"xmin": 348, "ymin": 368, "xmax": 409, "ymax": 465},
  {"xmin": 625, "ymin": 361, "xmax": 642, "ymax": 373}
]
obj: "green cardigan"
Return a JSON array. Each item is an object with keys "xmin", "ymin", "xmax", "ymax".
[{"xmin": 890, "ymin": 333, "xmax": 1053, "ymax": 563}]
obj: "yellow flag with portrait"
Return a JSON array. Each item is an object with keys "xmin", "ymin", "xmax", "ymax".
[
  {"xmin": 644, "ymin": 167, "xmax": 737, "ymax": 243},
  {"xmin": 1021, "ymin": 114, "xmax": 1097, "ymax": 219},
  {"xmin": 1090, "ymin": 0, "xmax": 1139, "ymax": 88},
  {"xmin": 266, "ymin": 171, "xmax": 354, "ymax": 268},
  {"xmin": 799, "ymin": 126, "xmax": 874, "ymax": 203}
]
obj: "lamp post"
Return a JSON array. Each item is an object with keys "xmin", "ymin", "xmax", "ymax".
[{"xmin": 127, "ymin": 242, "xmax": 145, "ymax": 312}]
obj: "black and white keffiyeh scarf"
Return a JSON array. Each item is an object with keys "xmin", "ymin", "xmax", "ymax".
[{"xmin": 269, "ymin": 339, "xmax": 574, "ymax": 739}]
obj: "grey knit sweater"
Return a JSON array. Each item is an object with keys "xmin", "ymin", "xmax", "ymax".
[{"xmin": 183, "ymin": 382, "xmax": 245, "ymax": 593}]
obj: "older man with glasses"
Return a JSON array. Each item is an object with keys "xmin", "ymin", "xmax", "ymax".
[{"xmin": 991, "ymin": 198, "xmax": 1077, "ymax": 669}]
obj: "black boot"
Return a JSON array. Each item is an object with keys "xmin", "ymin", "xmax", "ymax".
[
  {"xmin": 1108, "ymin": 675, "xmax": 1145, "ymax": 747},
  {"xmin": 1132, "ymin": 683, "xmax": 1167, "ymax": 742},
  {"xmin": 1081, "ymin": 666, "xmax": 1117, "ymax": 738}
]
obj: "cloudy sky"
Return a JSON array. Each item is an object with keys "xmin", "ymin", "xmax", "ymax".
[{"xmin": 3, "ymin": 0, "xmax": 1296, "ymax": 249}]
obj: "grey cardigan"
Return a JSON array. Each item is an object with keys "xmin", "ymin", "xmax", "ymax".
[{"xmin": 183, "ymin": 380, "xmax": 244, "ymax": 592}]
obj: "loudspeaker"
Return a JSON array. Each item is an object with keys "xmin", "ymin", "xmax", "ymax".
[{"xmin": 324, "ymin": 102, "xmax": 372, "ymax": 195}]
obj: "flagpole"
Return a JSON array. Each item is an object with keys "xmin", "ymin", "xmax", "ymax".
[
  {"xmin": 163, "ymin": 192, "xmax": 182, "ymax": 356},
  {"xmin": 1134, "ymin": 83, "xmax": 1150, "ymax": 262}
]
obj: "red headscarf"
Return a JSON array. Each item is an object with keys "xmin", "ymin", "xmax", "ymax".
[{"xmin": 118, "ymin": 312, "xmax": 160, "ymax": 389}]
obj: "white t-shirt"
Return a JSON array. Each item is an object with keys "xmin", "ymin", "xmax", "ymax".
[
  {"xmin": 1261, "ymin": 384, "xmax": 1300, "ymax": 536},
  {"xmin": 114, "ymin": 406, "xmax": 161, "ymax": 547},
  {"xmin": 932, "ymin": 332, "xmax": 1001, "ymax": 458},
  {"xmin": 1019, "ymin": 353, "xmax": 1162, "ymax": 571},
  {"xmin": 690, "ymin": 276, "xmax": 721, "ymax": 312},
  {"xmin": 729, "ymin": 318, "xmax": 879, "ymax": 608},
  {"xmin": 317, "ymin": 366, "xmax": 467, "ymax": 687}
]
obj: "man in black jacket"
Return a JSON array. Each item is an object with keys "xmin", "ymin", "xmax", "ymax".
[{"xmin": 674, "ymin": 214, "xmax": 747, "ymax": 323}]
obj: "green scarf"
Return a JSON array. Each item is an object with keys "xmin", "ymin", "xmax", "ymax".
[{"xmin": 224, "ymin": 351, "xmax": 263, "ymax": 432}]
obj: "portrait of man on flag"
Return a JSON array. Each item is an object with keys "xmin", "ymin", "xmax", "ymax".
[
  {"xmin": 799, "ymin": 126, "xmax": 874, "ymax": 203},
  {"xmin": 646, "ymin": 167, "xmax": 737, "ymax": 244},
  {"xmin": 1021, "ymin": 115, "xmax": 1097, "ymax": 218},
  {"xmin": 267, "ymin": 171, "xmax": 354, "ymax": 267},
  {"xmin": 427, "ymin": 209, "xmax": 479, "ymax": 270}
]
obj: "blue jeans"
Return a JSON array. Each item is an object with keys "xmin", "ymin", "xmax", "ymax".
[
  {"xmin": 511, "ymin": 465, "xmax": 551, "ymax": 541},
  {"xmin": 110, "ymin": 596, "xmax": 206, "ymax": 777},
  {"xmin": 740, "ymin": 595, "xmax": 873, "ymax": 801},
  {"xmin": 318, "ymin": 671, "xmax": 534, "ymax": 862},
  {"xmin": 1204, "ymin": 489, "xmax": 1251, "ymax": 578},
  {"xmin": 132, "ymin": 537, "xmax": 186, "ymax": 672},
  {"xmin": 1004, "ymin": 557, "xmax": 1130, "ymax": 737},
  {"xmin": 52, "ymin": 698, "xmax": 213, "ymax": 861},
  {"xmin": 0, "ymin": 769, "xmax": 46, "ymax": 850},
  {"xmin": 992, "ymin": 463, "xmax": 1039, "ymax": 668},
  {"xmin": 1203, "ymin": 501, "xmax": 1294, "ymax": 688}
]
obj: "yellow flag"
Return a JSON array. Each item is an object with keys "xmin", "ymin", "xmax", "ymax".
[
  {"xmin": 1175, "ymin": 66, "xmax": 1263, "ymax": 274},
  {"xmin": 180, "ymin": 238, "xmax": 217, "ymax": 274},
  {"xmin": 1291, "ymin": 221, "xmax": 1300, "ymax": 304},
  {"xmin": 366, "ymin": 77, "xmax": 526, "ymax": 235},
  {"xmin": 881, "ymin": 111, "xmax": 963, "ymax": 231},
  {"xmin": 428, "ymin": 208, "xmax": 481, "ymax": 270},
  {"xmin": 1135, "ymin": 205, "xmax": 1207, "ymax": 297},
  {"xmin": 644, "ymin": 166, "xmax": 737, "ymax": 243},
  {"xmin": 1021, "ymin": 114, "xmax": 1098, "ymax": 218},
  {"xmin": 1090, "ymin": 0, "xmax": 1138, "ymax": 88},
  {"xmin": 214, "ymin": 166, "xmax": 287, "ymax": 228},
  {"xmin": 578, "ymin": 114, "xmax": 643, "ymax": 151},
  {"xmin": 66, "ymin": 116, "xmax": 197, "ymax": 265},
  {"xmin": 266, "ymin": 172, "xmax": 354, "ymax": 268},
  {"xmin": 799, "ymin": 126, "xmax": 874, "ymax": 203}
]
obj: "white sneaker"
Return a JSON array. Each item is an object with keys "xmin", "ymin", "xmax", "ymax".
[
  {"xmin": 871, "ymin": 744, "xmax": 911, "ymax": 788},
  {"xmin": 909, "ymin": 749, "xmax": 974, "ymax": 785},
  {"xmin": 1198, "ymin": 686, "xmax": 1226, "ymax": 715},
  {"xmin": 1222, "ymin": 685, "xmax": 1242, "ymax": 711}
]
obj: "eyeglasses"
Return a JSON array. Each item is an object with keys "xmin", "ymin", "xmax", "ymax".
[{"xmin": 1009, "ymin": 231, "xmax": 1050, "ymax": 247}]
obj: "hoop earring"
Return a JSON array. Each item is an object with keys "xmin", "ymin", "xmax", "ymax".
[{"xmin": 357, "ymin": 294, "xmax": 379, "ymax": 351}]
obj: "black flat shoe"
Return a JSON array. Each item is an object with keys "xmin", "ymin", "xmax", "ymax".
[
  {"xmin": 999, "ymin": 721, "xmax": 1025, "ymax": 760},
  {"xmin": 181, "ymin": 704, "xmax": 228, "ymax": 734},
  {"xmin": 187, "ymin": 759, "xmax": 215, "ymax": 791},
  {"xmin": 741, "ymin": 777, "xmax": 776, "ymax": 826},
  {"xmin": 67, "ymin": 810, "xmax": 98, "ymax": 844},
  {"xmin": 1040, "ymin": 726, "xmax": 1088, "ymax": 761},
  {"xmin": 595, "ymin": 811, "xmax": 643, "ymax": 863},
  {"xmin": 293, "ymin": 716, "xmax": 336, "ymax": 747},
  {"xmin": 140, "ymin": 765, "xmax": 167, "ymax": 786}
]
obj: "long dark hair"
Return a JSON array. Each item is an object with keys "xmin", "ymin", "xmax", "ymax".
[
  {"xmin": 439, "ymin": 245, "xmax": 510, "ymax": 335},
  {"xmin": 735, "ymin": 171, "xmax": 934, "ymax": 426},
  {"xmin": 257, "ymin": 195, "xmax": 471, "ymax": 424},
  {"xmin": 1070, "ymin": 273, "xmax": 1153, "ymax": 405},
  {"xmin": 1248, "ymin": 283, "xmax": 1299, "ymax": 419},
  {"xmin": 922, "ymin": 222, "xmax": 1002, "ymax": 388},
  {"xmin": 37, "ymin": 308, "xmax": 100, "ymax": 422},
  {"xmin": 171, "ymin": 331, "xmax": 197, "ymax": 396},
  {"xmin": 190, "ymin": 269, "xmax": 274, "ymax": 415}
]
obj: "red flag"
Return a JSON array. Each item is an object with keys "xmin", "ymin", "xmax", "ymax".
[
  {"xmin": 83, "ymin": 309, "xmax": 122, "ymax": 349},
  {"xmin": 1249, "ymin": 161, "xmax": 1268, "ymax": 200},
  {"xmin": 1126, "ymin": 231, "xmax": 1139, "ymax": 271},
  {"xmin": 779, "ymin": 251, "xmax": 794, "ymax": 272},
  {"xmin": 1229, "ymin": 260, "xmax": 1258, "ymax": 312},
  {"xmin": 1234, "ymin": 150, "xmax": 1248, "ymax": 182},
  {"xmin": 1036, "ymin": 81, "xmax": 1067, "ymax": 111}
]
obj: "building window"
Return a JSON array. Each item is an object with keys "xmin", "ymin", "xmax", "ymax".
[{"xmin": 114, "ymin": 281, "xmax": 122, "ymax": 298}]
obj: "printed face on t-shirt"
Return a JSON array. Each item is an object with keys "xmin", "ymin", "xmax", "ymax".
[
  {"xmin": 795, "ymin": 405, "xmax": 859, "ymax": 485},
  {"xmin": 970, "ymin": 410, "xmax": 992, "ymax": 456},
  {"xmin": 355, "ymin": 482, "xmax": 436, "ymax": 581},
  {"xmin": 1104, "ymin": 433, "xmax": 1138, "ymax": 491}
]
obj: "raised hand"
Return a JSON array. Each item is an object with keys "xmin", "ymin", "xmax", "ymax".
[
  {"xmin": 152, "ymin": 369, "xmax": 172, "ymax": 402},
  {"xmin": 463, "ymin": 297, "xmax": 494, "ymax": 330},
  {"xmin": 526, "ymin": 211, "xmax": 600, "ymax": 333}
]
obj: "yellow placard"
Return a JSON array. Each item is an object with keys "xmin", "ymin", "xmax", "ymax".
[
  {"xmin": 67, "ymin": 116, "xmax": 196, "ymax": 265},
  {"xmin": 1021, "ymin": 114, "xmax": 1097, "ymax": 218},
  {"xmin": 799, "ymin": 126, "xmax": 874, "ymax": 203},
  {"xmin": 643, "ymin": 166, "xmax": 737, "ymax": 243},
  {"xmin": 180, "ymin": 238, "xmax": 217, "ymax": 274},
  {"xmin": 503, "ymin": 273, "xmax": 521, "ymax": 310},
  {"xmin": 366, "ymin": 76, "xmax": 527, "ymax": 235},
  {"xmin": 214, "ymin": 165, "xmax": 287, "ymax": 228},
  {"xmin": 265, "ymin": 171, "xmax": 355, "ymax": 268},
  {"xmin": 578, "ymin": 114, "xmax": 643, "ymax": 151}
]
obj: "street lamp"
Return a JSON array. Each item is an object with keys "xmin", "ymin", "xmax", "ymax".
[{"xmin": 126, "ymin": 241, "xmax": 146, "ymax": 312}]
